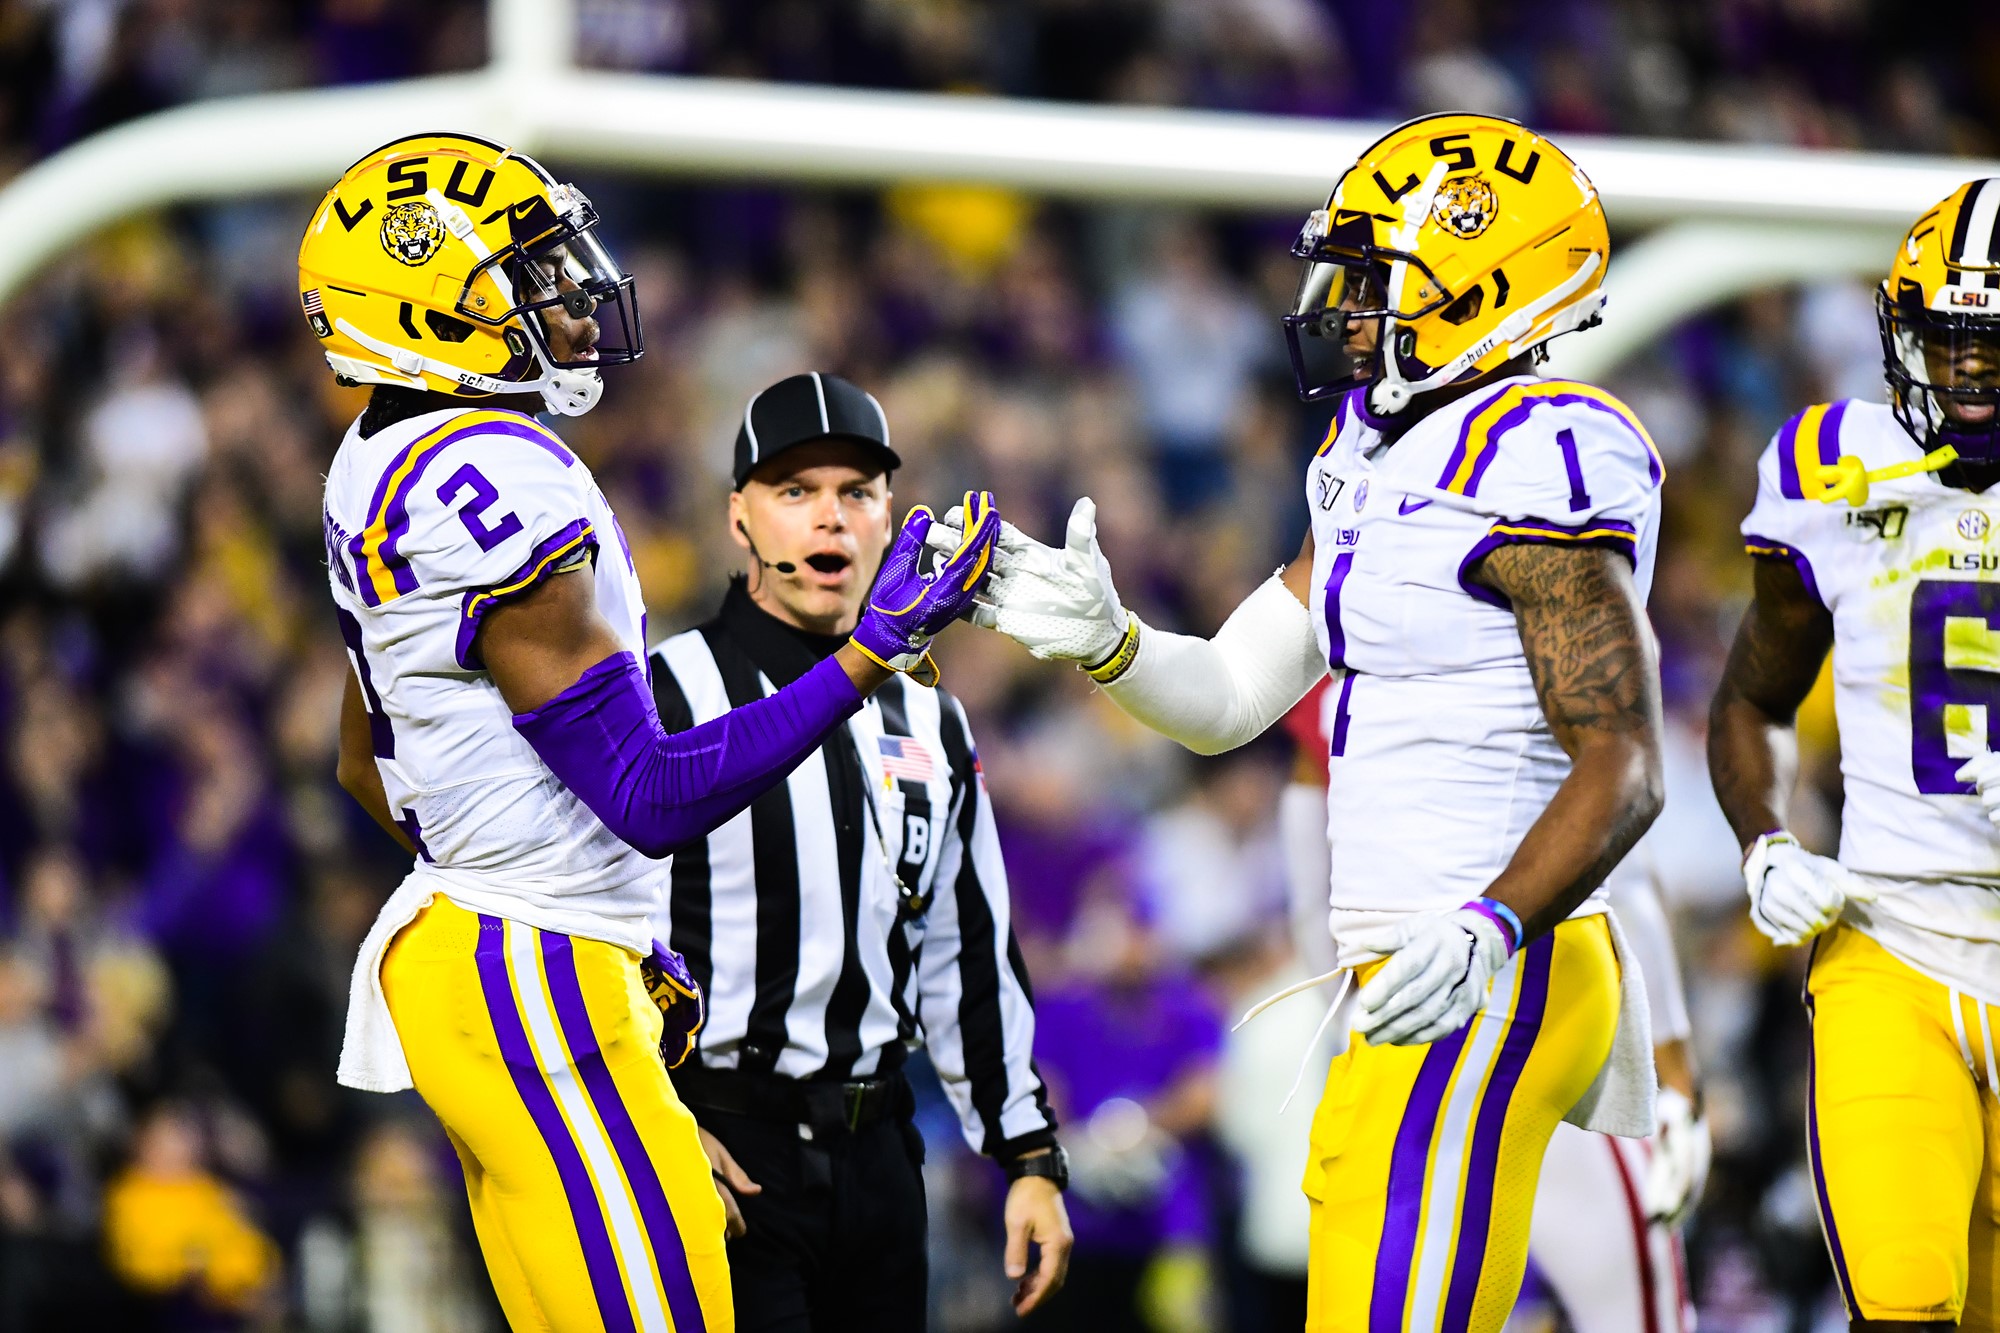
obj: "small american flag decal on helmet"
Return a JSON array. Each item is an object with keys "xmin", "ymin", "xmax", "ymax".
[{"xmin": 301, "ymin": 288, "xmax": 330, "ymax": 337}]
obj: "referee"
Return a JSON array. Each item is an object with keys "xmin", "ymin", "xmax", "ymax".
[{"xmin": 648, "ymin": 372, "xmax": 1072, "ymax": 1329}]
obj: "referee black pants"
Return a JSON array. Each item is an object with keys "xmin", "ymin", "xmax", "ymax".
[{"xmin": 696, "ymin": 1104, "xmax": 929, "ymax": 1332}]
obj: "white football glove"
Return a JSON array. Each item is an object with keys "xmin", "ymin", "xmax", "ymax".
[
  {"xmin": 1742, "ymin": 831, "xmax": 1870, "ymax": 947},
  {"xmin": 1954, "ymin": 751, "xmax": 2000, "ymax": 828},
  {"xmin": 926, "ymin": 496, "xmax": 1131, "ymax": 669},
  {"xmin": 1348, "ymin": 904, "xmax": 1515, "ymax": 1047},
  {"xmin": 1642, "ymin": 1086, "xmax": 1711, "ymax": 1229}
]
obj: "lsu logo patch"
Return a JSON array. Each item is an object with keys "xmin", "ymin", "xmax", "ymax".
[
  {"xmin": 379, "ymin": 200, "xmax": 445, "ymax": 267},
  {"xmin": 1432, "ymin": 174, "xmax": 1498, "ymax": 240}
]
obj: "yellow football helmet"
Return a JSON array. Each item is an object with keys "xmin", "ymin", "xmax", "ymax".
[
  {"xmin": 297, "ymin": 132, "xmax": 641, "ymax": 417},
  {"xmin": 1284, "ymin": 113, "xmax": 1608, "ymax": 415},
  {"xmin": 1879, "ymin": 179, "xmax": 2000, "ymax": 464}
]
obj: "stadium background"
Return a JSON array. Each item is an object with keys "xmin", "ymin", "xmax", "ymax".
[{"xmin": 0, "ymin": 0, "xmax": 1994, "ymax": 1328}]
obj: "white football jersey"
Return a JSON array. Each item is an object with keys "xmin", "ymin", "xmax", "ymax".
[
  {"xmin": 1306, "ymin": 375, "xmax": 1664, "ymax": 922},
  {"xmin": 322, "ymin": 405, "xmax": 664, "ymax": 954},
  {"xmin": 1741, "ymin": 399, "xmax": 2000, "ymax": 1000}
]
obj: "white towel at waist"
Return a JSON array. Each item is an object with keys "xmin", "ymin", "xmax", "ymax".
[
  {"xmin": 336, "ymin": 864, "xmax": 659, "ymax": 1095},
  {"xmin": 1311, "ymin": 902, "xmax": 1656, "ymax": 1137}
]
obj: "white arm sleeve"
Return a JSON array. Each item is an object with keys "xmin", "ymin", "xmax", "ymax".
[
  {"xmin": 1280, "ymin": 781, "xmax": 1338, "ymax": 976},
  {"xmin": 1100, "ymin": 573, "xmax": 1328, "ymax": 755}
]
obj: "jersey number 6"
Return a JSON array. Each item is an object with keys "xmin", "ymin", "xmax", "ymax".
[
  {"xmin": 437, "ymin": 464, "xmax": 524, "ymax": 552},
  {"xmin": 1908, "ymin": 578, "xmax": 2000, "ymax": 794}
]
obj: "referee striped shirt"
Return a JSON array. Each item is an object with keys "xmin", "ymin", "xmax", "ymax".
[{"xmin": 648, "ymin": 583, "xmax": 1056, "ymax": 1158}]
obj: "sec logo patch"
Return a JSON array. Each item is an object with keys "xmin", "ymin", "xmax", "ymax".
[
  {"xmin": 1959, "ymin": 510, "xmax": 1991, "ymax": 542},
  {"xmin": 1353, "ymin": 480, "xmax": 1369, "ymax": 512}
]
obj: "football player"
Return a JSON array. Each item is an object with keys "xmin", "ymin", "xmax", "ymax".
[
  {"xmin": 304, "ymin": 134, "xmax": 998, "ymax": 1333},
  {"xmin": 938, "ymin": 113, "xmax": 1668, "ymax": 1329},
  {"xmin": 1708, "ymin": 181, "xmax": 2000, "ymax": 1332},
  {"xmin": 1280, "ymin": 686, "xmax": 1705, "ymax": 1332}
]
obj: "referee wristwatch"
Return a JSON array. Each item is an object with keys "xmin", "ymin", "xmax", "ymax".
[{"xmin": 1004, "ymin": 1143, "xmax": 1069, "ymax": 1191}]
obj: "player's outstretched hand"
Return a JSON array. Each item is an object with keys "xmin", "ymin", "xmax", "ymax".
[
  {"xmin": 1955, "ymin": 751, "xmax": 2000, "ymax": 829},
  {"xmin": 1642, "ymin": 1086, "xmax": 1711, "ymax": 1229},
  {"xmin": 1742, "ymin": 830, "xmax": 1869, "ymax": 947},
  {"xmin": 926, "ymin": 496, "xmax": 1132, "ymax": 671},
  {"xmin": 851, "ymin": 491, "xmax": 1000, "ymax": 688},
  {"xmin": 1348, "ymin": 902, "xmax": 1517, "ymax": 1047}
]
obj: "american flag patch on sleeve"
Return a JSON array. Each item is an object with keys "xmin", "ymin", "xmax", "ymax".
[{"xmin": 878, "ymin": 736, "xmax": 935, "ymax": 784}]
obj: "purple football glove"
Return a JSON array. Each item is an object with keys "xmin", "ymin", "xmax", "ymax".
[
  {"xmin": 640, "ymin": 942, "xmax": 704, "ymax": 1069},
  {"xmin": 850, "ymin": 491, "xmax": 1000, "ymax": 688}
]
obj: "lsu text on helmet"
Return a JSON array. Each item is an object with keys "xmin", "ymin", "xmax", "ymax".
[
  {"xmin": 1284, "ymin": 113, "xmax": 1609, "ymax": 417},
  {"xmin": 1880, "ymin": 179, "xmax": 2000, "ymax": 464},
  {"xmin": 297, "ymin": 132, "xmax": 642, "ymax": 417}
]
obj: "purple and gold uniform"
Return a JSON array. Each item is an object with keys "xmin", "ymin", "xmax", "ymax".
[
  {"xmin": 325, "ymin": 401, "xmax": 731, "ymax": 1333},
  {"xmin": 1743, "ymin": 395, "xmax": 2000, "ymax": 1326},
  {"xmin": 1301, "ymin": 372, "xmax": 1663, "ymax": 1330}
]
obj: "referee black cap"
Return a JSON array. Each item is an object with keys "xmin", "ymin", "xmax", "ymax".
[{"xmin": 733, "ymin": 372, "xmax": 901, "ymax": 489}]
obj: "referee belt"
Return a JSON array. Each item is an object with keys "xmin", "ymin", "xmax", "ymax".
[{"xmin": 672, "ymin": 1063, "xmax": 911, "ymax": 1134}]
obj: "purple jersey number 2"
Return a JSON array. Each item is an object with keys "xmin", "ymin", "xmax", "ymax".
[
  {"xmin": 1908, "ymin": 578, "xmax": 2000, "ymax": 794},
  {"xmin": 437, "ymin": 463, "xmax": 524, "ymax": 552}
]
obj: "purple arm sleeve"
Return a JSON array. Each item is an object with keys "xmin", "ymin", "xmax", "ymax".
[{"xmin": 513, "ymin": 651, "xmax": 863, "ymax": 858}]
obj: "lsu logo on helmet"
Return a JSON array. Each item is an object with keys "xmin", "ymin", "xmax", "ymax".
[
  {"xmin": 1283, "ymin": 113, "xmax": 1609, "ymax": 415},
  {"xmin": 379, "ymin": 201, "xmax": 445, "ymax": 267},
  {"xmin": 1877, "ymin": 178, "xmax": 2000, "ymax": 464},
  {"xmin": 297, "ymin": 132, "xmax": 643, "ymax": 417},
  {"xmin": 1431, "ymin": 174, "xmax": 1498, "ymax": 240}
]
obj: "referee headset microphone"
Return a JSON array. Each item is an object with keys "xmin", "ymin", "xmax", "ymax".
[{"xmin": 736, "ymin": 518, "xmax": 797, "ymax": 576}]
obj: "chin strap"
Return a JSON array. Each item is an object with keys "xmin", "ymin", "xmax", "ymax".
[
  {"xmin": 1811, "ymin": 444, "xmax": 1959, "ymax": 507},
  {"xmin": 1367, "ymin": 251, "xmax": 1607, "ymax": 417}
]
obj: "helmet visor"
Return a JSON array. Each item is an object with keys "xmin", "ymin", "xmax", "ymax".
[
  {"xmin": 1881, "ymin": 294, "xmax": 2000, "ymax": 452},
  {"xmin": 460, "ymin": 190, "xmax": 644, "ymax": 371}
]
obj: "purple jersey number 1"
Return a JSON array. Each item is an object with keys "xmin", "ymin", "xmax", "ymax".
[
  {"xmin": 437, "ymin": 463, "xmax": 524, "ymax": 552},
  {"xmin": 1908, "ymin": 578, "xmax": 2000, "ymax": 794}
]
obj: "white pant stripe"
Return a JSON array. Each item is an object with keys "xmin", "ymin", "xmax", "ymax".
[
  {"xmin": 1407, "ymin": 955, "xmax": 1521, "ymax": 1332},
  {"xmin": 507, "ymin": 923, "xmax": 671, "ymax": 1333}
]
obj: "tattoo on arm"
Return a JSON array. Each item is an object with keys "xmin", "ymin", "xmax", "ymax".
[
  {"xmin": 1473, "ymin": 542, "xmax": 1666, "ymax": 930},
  {"xmin": 1706, "ymin": 556, "xmax": 1832, "ymax": 847},
  {"xmin": 1478, "ymin": 543, "xmax": 1660, "ymax": 745}
]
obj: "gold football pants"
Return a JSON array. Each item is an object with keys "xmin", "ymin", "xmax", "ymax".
[
  {"xmin": 1807, "ymin": 923, "xmax": 2000, "ymax": 1327},
  {"xmin": 383, "ymin": 897, "xmax": 733, "ymax": 1332},
  {"xmin": 1304, "ymin": 914, "xmax": 1620, "ymax": 1332}
]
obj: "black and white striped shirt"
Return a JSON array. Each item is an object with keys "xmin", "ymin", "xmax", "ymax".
[{"xmin": 648, "ymin": 583, "xmax": 1056, "ymax": 1158}]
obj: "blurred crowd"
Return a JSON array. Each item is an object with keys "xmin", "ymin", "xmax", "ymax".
[{"xmin": 0, "ymin": 0, "xmax": 1981, "ymax": 1330}]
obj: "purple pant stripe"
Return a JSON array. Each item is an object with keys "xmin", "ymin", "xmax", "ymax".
[
  {"xmin": 1806, "ymin": 1009, "xmax": 1859, "ymax": 1314},
  {"xmin": 1439, "ymin": 932, "xmax": 1555, "ymax": 1328},
  {"xmin": 540, "ymin": 932, "xmax": 708, "ymax": 1333},
  {"xmin": 473, "ymin": 915, "xmax": 638, "ymax": 1333},
  {"xmin": 1369, "ymin": 1024, "xmax": 1472, "ymax": 1331}
]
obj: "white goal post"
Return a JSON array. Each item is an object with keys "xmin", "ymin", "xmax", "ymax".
[{"xmin": 0, "ymin": 0, "xmax": 1988, "ymax": 375}]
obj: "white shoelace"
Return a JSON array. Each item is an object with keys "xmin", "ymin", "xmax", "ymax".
[{"xmin": 1233, "ymin": 967, "xmax": 1355, "ymax": 1114}]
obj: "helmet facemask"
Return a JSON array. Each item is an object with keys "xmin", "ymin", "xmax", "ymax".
[
  {"xmin": 1879, "ymin": 287, "xmax": 2000, "ymax": 465},
  {"xmin": 1283, "ymin": 187, "xmax": 1458, "ymax": 413},
  {"xmin": 449, "ymin": 184, "xmax": 643, "ymax": 416}
]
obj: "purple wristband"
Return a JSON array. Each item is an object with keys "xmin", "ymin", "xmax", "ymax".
[
  {"xmin": 1462, "ymin": 898, "xmax": 1523, "ymax": 957},
  {"xmin": 514, "ymin": 651, "xmax": 862, "ymax": 858}
]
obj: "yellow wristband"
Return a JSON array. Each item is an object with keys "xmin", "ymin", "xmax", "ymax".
[{"xmin": 1084, "ymin": 619, "xmax": 1141, "ymax": 684}]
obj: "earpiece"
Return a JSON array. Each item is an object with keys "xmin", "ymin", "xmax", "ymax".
[{"xmin": 737, "ymin": 520, "xmax": 796, "ymax": 574}]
